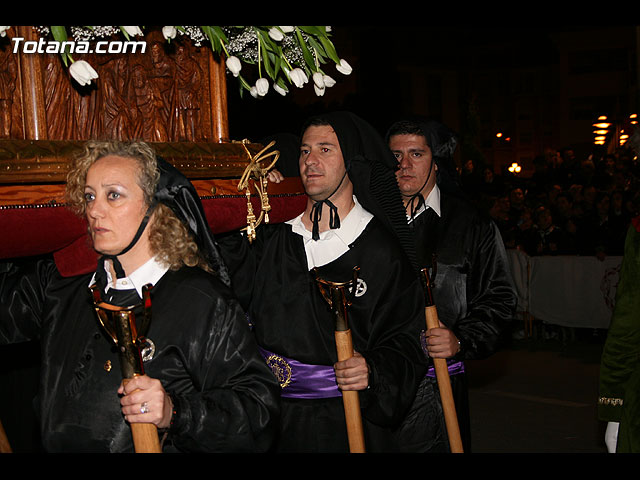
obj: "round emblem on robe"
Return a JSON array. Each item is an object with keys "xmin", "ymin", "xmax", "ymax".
[
  {"xmin": 354, "ymin": 278, "xmax": 367, "ymax": 297},
  {"xmin": 265, "ymin": 354, "xmax": 292, "ymax": 388}
]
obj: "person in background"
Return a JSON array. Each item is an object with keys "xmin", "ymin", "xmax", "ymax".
[
  {"xmin": 598, "ymin": 215, "xmax": 640, "ymax": 453},
  {"xmin": 386, "ymin": 118, "xmax": 517, "ymax": 452}
]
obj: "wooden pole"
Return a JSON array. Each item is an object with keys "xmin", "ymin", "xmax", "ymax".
[
  {"xmin": 15, "ymin": 26, "xmax": 48, "ymax": 140},
  {"xmin": 314, "ymin": 268, "xmax": 366, "ymax": 453},
  {"xmin": 335, "ymin": 329, "xmax": 366, "ymax": 453},
  {"xmin": 421, "ymin": 268, "xmax": 464, "ymax": 453},
  {"xmin": 123, "ymin": 378, "xmax": 162, "ymax": 453},
  {"xmin": 91, "ymin": 292, "xmax": 161, "ymax": 454},
  {"xmin": 0, "ymin": 418, "xmax": 12, "ymax": 453},
  {"xmin": 208, "ymin": 49, "xmax": 229, "ymax": 142}
]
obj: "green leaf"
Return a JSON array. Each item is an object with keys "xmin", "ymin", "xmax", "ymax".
[
  {"xmin": 318, "ymin": 37, "xmax": 341, "ymax": 64},
  {"xmin": 118, "ymin": 26, "xmax": 131, "ymax": 41},
  {"xmin": 295, "ymin": 29, "xmax": 317, "ymax": 71},
  {"xmin": 50, "ymin": 26, "xmax": 73, "ymax": 66},
  {"xmin": 200, "ymin": 26, "xmax": 226, "ymax": 54}
]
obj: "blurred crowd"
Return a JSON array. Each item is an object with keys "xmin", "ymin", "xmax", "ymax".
[{"xmin": 460, "ymin": 146, "xmax": 640, "ymax": 259}]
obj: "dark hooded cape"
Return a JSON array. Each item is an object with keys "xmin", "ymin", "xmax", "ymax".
[
  {"xmin": 219, "ymin": 111, "xmax": 427, "ymax": 452},
  {"xmin": 0, "ymin": 153, "xmax": 279, "ymax": 452}
]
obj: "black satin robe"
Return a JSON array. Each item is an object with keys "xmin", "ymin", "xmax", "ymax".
[
  {"xmin": 219, "ymin": 218, "xmax": 427, "ymax": 452},
  {"xmin": 418, "ymin": 193, "xmax": 516, "ymax": 357},
  {"xmin": 0, "ymin": 259, "xmax": 280, "ymax": 453},
  {"xmin": 398, "ymin": 191, "xmax": 517, "ymax": 451}
]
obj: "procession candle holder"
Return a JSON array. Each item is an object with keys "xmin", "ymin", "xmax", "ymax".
[
  {"xmin": 90, "ymin": 284, "xmax": 161, "ymax": 453},
  {"xmin": 420, "ymin": 263, "xmax": 464, "ymax": 453},
  {"xmin": 314, "ymin": 267, "xmax": 366, "ymax": 453}
]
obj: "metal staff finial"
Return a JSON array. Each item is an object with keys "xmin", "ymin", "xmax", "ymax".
[{"xmin": 313, "ymin": 266, "xmax": 366, "ymax": 453}]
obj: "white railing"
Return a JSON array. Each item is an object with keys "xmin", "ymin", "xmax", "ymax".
[{"xmin": 506, "ymin": 249, "xmax": 622, "ymax": 329}]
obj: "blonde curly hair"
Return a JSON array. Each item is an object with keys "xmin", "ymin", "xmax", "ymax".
[{"xmin": 66, "ymin": 140, "xmax": 209, "ymax": 272}]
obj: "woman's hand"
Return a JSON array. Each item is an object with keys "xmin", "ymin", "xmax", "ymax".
[{"xmin": 118, "ymin": 375, "xmax": 174, "ymax": 429}]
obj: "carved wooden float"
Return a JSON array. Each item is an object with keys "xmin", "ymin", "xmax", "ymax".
[
  {"xmin": 0, "ymin": 26, "xmax": 307, "ymax": 276},
  {"xmin": 0, "ymin": 139, "xmax": 306, "ymax": 276}
]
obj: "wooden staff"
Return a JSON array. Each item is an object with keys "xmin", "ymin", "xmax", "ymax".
[
  {"xmin": 0, "ymin": 418, "xmax": 12, "ymax": 453},
  {"xmin": 315, "ymin": 267, "xmax": 366, "ymax": 453},
  {"xmin": 420, "ymin": 267, "xmax": 464, "ymax": 453},
  {"xmin": 91, "ymin": 285, "xmax": 161, "ymax": 453}
]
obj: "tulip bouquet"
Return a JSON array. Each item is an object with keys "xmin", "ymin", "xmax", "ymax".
[{"xmin": 27, "ymin": 25, "xmax": 352, "ymax": 97}]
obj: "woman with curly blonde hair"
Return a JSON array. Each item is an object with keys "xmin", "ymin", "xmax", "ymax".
[
  {"xmin": 66, "ymin": 140, "xmax": 208, "ymax": 273},
  {"xmin": 0, "ymin": 140, "xmax": 279, "ymax": 452}
]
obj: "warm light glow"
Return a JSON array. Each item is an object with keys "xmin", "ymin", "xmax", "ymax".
[
  {"xmin": 496, "ymin": 132, "xmax": 503, "ymax": 138},
  {"xmin": 593, "ymin": 122, "xmax": 611, "ymax": 129},
  {"xmin": 508, "ymin": 162, "xmax": 521, "ymax": 173},
  {"xmin": 620, "ymin": 132, "xmax": 629, "ymax": 145},
  {"xmin": 593, "ymin": 130, "xmax": 608, "ymax": 135},
  {"xmin": 598, "ymin": 115, "xmax": 608, "ymax": 120}
]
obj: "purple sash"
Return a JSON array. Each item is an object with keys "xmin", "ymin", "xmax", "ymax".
[
  {"xmin": 426, "ymin": 359, "xmax": 465, "ymax": 378},
  {"xmin": 259, "ymin": 347, "xmax": 342, "ymax": 399}
]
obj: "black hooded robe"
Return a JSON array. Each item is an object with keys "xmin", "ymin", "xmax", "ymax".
[
  {"xmin": 219, "ymin": 216, "xmax": 427, "ymax": 453},
  {"xmin": 0, "ymin": 258, "xmax": 280, "ymax": 452},
  {"xmin": 400, "ymin": 191, "xmax": 517, "ymax": 452}
]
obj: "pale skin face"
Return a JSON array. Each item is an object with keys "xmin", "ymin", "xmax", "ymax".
[
  {"xmin": 298, "ymin": 124, "xmax": 355, "ymax": 233},
  {"xmin": 297, "ymin": 124, "xmax": 369, "ymax": 390},
  {"xmin": 389, "ymin": 132, "xmax": 460, "ymax": 358},
  {"xmin": 84, "ymin": 155, "xmax": 154, "ymax": 278},
  {"xmin": 84, "ymin": 154, "xmax": 173, "ymax": 428},
  {"xmin": 389, "ymin": 133, "xmax": 438, "ymax": 210}
]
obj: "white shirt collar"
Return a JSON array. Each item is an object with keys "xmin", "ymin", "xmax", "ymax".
[
  {"xmin": 408, "ymin": 184, "xmax": 441, "ymax": 222},
  {"xmin": 287, "ymin": 196, "xmax": 373, "ymax": 268},
  {"xmin": 90, "ymin": 256, "xmax": 170, "ymax": 298}
]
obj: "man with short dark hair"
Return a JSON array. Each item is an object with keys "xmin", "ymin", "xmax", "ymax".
[
  {"xmin": 220, "ymin": 111, "xmax": 427, "ymax": 452},
  {"xmin": 386, "ymin": 118, "xmax": 517, "ymax": 452}
]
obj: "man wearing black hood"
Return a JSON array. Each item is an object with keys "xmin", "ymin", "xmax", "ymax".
[
  {"xmin": 386, "ymin": 119, "xmax": 517, "ymax": 452},
  {"xmin": 220, "ymin": 111, "xmax": 427, "ymax": 452}
]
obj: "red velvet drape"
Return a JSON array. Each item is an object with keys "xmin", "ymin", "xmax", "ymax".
[{"xmin": 0, "ymin": 194, "xmax": 307, "ymax": 277}]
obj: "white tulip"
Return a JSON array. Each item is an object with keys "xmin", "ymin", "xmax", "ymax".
[
  {"xmin": 289, "ymin": 68, "xmax": 308, "ymax": 88},
  {"xmin": 268, "ymin": 28, "xmax": 284, "ymax": 41},
  {"xmin": 255, "ymin": 78, "xmax": 269, "ymax": 96},
  {"xmin": 226, "ymin": 56, "xmax": 242, "ymax": 77},
  {"xmin": 323, "ymin": 75, "xmax": 337, "ymax": 88},
  {"xmin": 69, "ymin": 60, "xmax": 99, "ymax": 86},
  {"xmin": 122, "ymin": 26, "xmax": 143, "ymax": 37},
  {"xmin": 274, "ymin": 83, "xmax": 288, "ymax": 96},
  {"xmin": 0, "ymin": 26, "xmax": 10, "ymax": 37},
  {"xmin": 279, "ymin": 26, "xmax": 295, "ymax": 33},
  {"xmin": 250, "ymin": 86, "xmax": 258, "ymax": 98},
  {"xmin": 162, "ymin": 26, "xmax": 177, "ymax": 40},
  {"xmin": 312, "ymin": 72, "xmax": 325, "ymax": 89},
  {"xmin": 336, "ymin": 59, "xmax": 353, "ymax": 75},
  {"xmin": 314, "ymin": 84, "xmax": 325, "ymax": 96}
]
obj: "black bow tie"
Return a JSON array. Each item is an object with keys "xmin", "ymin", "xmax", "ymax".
[{"xmin": 104, "ymin": 287, "xmax": 141, "ymax": 308}]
